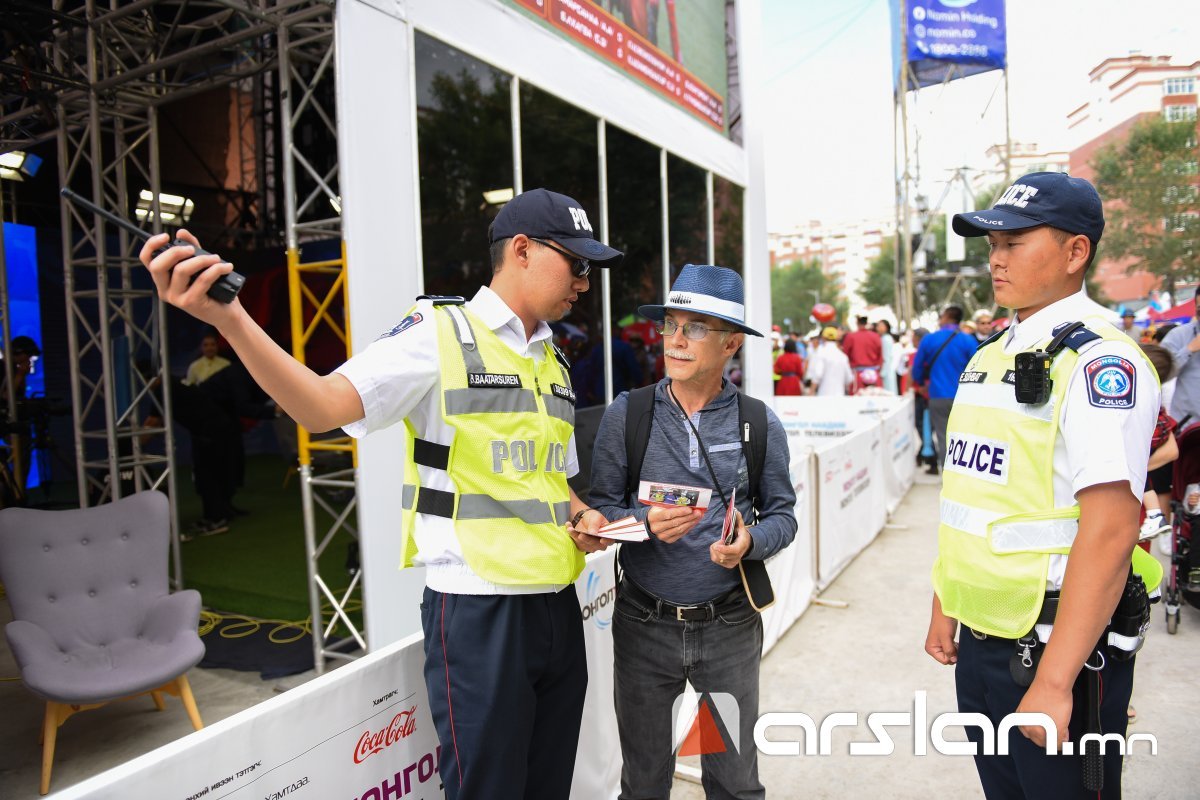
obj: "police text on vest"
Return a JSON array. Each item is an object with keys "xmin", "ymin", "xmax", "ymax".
[{"xmin": 944, "ymin": 433, "xmax": 1009, "ymax": 485}]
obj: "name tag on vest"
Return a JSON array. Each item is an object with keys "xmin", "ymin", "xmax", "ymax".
[
  {"xmin": 944, "ymin": 432, "xmax": 1009, "ymax": 485},
  {"xmin": 550, "ymin": 383, "xmax": 576, "ymax": 404},
  {"xmin": 959, "ymin": 371, "xmax": 987, "ymax": 384},
  {"xmin": 468, "ymin": 372, "xmax": 522, "ymax": 389}
]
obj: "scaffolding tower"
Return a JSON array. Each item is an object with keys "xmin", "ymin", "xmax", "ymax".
[{"xmin": 1, "ymin": 2, "xmax": 361, "ymax": 655}]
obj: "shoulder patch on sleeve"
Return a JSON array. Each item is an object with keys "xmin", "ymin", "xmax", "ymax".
[
  {"xmin": 377, "ymin": 310, "xmax": 424, "ymax": 340},
  {"xmin": 1084, "ymin": 355, "xmax": 1136, "ymax": 409}
]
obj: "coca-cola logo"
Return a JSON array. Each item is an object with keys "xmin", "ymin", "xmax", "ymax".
[{"xmin": 354, "ymin": 707, "xmax": 417, "ymax": 764}]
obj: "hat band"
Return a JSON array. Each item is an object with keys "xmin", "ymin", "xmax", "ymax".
[{"xmin": 665, "ymin": 291, "xmax": 745, "ymax": 323}]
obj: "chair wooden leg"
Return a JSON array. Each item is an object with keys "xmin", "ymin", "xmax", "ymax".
[
  {"xmin": 175, "ymin": 674, "xmax": 203, "ymax": 730},
  {"xmin": 41, "ymin": 702, "xmax": 60, "ymax": 796},
  {"xmin": 151, "ymin": 691, "xmax": 166, "ymax": 711}
]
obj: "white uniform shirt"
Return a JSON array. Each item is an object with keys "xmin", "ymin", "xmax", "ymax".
[
  {"xmin": 808, "ymin": 342, "xmax": 855, "ymax": 397},
  {"xmin": 998, "ymin": 289, "xmax": 1157, "ymax": 601},
  {"xmin": 335, "ymin": 286, "xmax": 580, "ymax": 595}
]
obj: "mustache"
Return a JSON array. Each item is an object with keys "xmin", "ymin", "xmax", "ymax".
[{"xmin": 664, "ymin": 348, "xmax": 696, "ymax": 362}]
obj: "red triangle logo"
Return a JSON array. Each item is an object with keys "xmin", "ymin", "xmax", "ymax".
[{"xmin": 678, "ymin": 700, "xmax": 727, "ymax": 756}]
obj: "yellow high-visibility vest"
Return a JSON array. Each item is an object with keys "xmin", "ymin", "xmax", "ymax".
[
  {"xmin": 932, "ymin": 317, "xmax": 1163, "ymax": 638},
  {"xmin": 399, "ymin": 304, "xmax": 582, "ymax": 585}
]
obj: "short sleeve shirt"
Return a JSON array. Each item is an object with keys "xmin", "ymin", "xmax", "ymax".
[
  {"xmin": 999, "ymin": 289, "xmax": 1158, "ymax": 591},
  {"xmin": 334, "ymin": 286, "xmax": 580, "ymax": 595}
]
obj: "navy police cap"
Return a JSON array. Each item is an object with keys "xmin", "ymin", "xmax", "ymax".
[
  {"xmin": 952, "ymin": 171, "xmax": 1105, "ymax": 243},
  {"xmin": 490, "ymin": 188, "xmax": 624, "ymax": 267}
]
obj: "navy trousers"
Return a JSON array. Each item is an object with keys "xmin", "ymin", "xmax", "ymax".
[
  {"xmin": 955, "ymin": 628, "xmax": 1136, "ymax": 799},
  {"xmin": 420, "ymin": 587, "xmax": 588, "ymax": 800}
]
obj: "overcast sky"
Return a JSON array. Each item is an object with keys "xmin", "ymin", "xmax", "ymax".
[{"xmin": 759, "ymin": 0, "xmax": 1200, "ymax": 231}]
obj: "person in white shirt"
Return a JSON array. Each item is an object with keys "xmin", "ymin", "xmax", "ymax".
[
  {"xmin": 139, "ymin": 188, "xmax": 624, "ymax": 800},
  {"xmin": 806, "ymin": 327, "xmax": 855, "ymax": 396}
]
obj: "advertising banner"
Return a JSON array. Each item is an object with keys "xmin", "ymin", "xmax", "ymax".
[
  {"xmin": 761, "ymin": 449, "xmax": 816, "ymax": 654},
  {"xmin": 571, "ymin": 549, "xmax": 622, "ymax": 797},
  {"xmin": 815, "ymin": 425, "xmax": 888, "ymax": 589},
  {"xmin": 53, "ymin": 634, "xmax": 444, "ymax": 800},
  {"xmin": 889, "ymin": 0, "xmax": 1007, "ymax": 91},
  {"xmin": 501, "ymin": 0, "xmax": 728, "ymax": 131},
  {"xmin": 880, "ymin": 396, "xmax": 918, "ymax": 514},
  {"xmin": 774, "ymin": 395, "xmax": 908, "ymax": 441}
]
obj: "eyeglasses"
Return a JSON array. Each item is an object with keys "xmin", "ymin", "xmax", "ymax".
[
  {"xmin": 531, "ymin": 237, "xmax": 591, "ymax": 278},
  {"xmin": 655, "ymin": 318, "xmax": 738, "ymax": 340}
]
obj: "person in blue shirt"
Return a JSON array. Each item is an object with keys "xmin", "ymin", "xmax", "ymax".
[{"xmin": 911, "ymin": 305, "xmax": 978, "ymax": 471}]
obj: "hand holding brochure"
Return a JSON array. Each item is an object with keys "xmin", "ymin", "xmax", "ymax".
[{"xmin": 595, "ymin": 515, "xmax": 650, "ymax": 542}]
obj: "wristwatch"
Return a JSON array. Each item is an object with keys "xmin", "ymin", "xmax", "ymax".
[{"xmin": 570, "ymin": 508, "xmax": 592, "ymax": 528}]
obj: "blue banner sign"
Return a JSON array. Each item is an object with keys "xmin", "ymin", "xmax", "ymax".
[{"xmin": 890, "ymin": 0, "xmax": 1007, "ymax": 91}]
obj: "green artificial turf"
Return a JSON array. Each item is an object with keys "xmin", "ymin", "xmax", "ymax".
[{"xmin": 176, "ymin": 453, "xmax": 364, "ymax": 628}]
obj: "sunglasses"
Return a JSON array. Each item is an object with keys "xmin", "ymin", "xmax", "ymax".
[{"xmin": 531, "ymin": 237, "xmax": 592, "ymax": 279}]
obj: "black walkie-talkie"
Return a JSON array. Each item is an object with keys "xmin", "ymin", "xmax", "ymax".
[
  {"xmin": 1013, "ymin": 321, "xmax": 1085, "ymax": 405},
  {"xmin": 60, "ymin": 187, "xmax": 245, "ymax": 304}
]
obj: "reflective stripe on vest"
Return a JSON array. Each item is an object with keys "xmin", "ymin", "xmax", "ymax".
[
  {"xmin": 397, "ymin": 304, "xmax": 581, "ymax": 585},
  {"xmin": 932, "ymin": 316, "xmax": 1159, "ymax": 637}
]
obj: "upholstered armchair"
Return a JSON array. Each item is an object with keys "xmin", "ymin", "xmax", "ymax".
[{"xmin": 0, "ymin": 491, "xmax": 206, "ymax": 795}]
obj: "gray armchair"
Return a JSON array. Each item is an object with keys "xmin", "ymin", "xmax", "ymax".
[{"xmin": 0, "ymin": 491, "xmax": 206, "ymax": 795}]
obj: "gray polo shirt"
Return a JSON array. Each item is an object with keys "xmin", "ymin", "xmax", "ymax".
[
  {"xmin": 589, "ymin": 379, "xmax": 798, "ymax": 604},
  {"xmin": 1162, "ymin": 322, "xmax": 1200, "ymax": 425}
]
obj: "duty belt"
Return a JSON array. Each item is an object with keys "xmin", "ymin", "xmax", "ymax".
[{"xmin": 619, "ymin": 578, "xmax": 747, "ymax": 622}]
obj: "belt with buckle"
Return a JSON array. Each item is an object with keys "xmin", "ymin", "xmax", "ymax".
[{"xmin": 619, "ymin": 578, "xmax": 746, "ymax": 621}]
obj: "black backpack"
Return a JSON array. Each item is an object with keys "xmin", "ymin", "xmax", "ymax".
[{"xmin": 621, "ymin": 383, "xmax": 775, "ymax": 609}]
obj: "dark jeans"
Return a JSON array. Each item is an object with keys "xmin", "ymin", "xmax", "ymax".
[
  {"xmin": 420, "ymin": 587, "xmax": 587, "ymax": 800},
  {"xmin": 613, "ymin": 582, "xmax": 764, "ymax": 800},
  {"xmin": 956, "ymin": 628, "xmax": 1135, "ymax": 799},
  {"xmin": 928, "ymin": 397, "xmax": 954, "ymax": 469}
]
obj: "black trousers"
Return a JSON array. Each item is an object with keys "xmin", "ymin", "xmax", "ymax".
[
  {"xmin": 956, "ymin": 628, "xmax": 1136, "ymax": 799},
  {"xmin": 420, "ymin": 586, "xmax": 588, "ymax": 800}
]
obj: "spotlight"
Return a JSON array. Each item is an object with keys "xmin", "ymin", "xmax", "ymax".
[
  {"xmin": 135, "ymin": 189, "xmax": 194, "ymax": 223},
  {"xmin": 0, "ymin": 151, "xmax": 43, "ymax": 182}
]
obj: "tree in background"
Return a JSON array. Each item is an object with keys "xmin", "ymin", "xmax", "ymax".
[
  {"xmin": 1093, "ymin": 115, "xmax": 1200, "ymax": 298},
  {"xmin": 860, "ymin": 210, "xmax": 992, "ymax": 318},
  {"xmin": 770, "ymin": 258, "xmax": 847, "ymax": 331}
]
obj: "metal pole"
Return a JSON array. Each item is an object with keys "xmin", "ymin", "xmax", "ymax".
[
  {"xmin": 660, "ymin": 149, "xmax": 670, "ymax": 301},
  {"xmin": 705, "ymin": 171, "xmax": 715, "ymax": 265},
  {"xmin": 86, "ymin": 0, "xmax": 122, "ymax": 499},
  {"xmin": 899, "ymin": 0, "xmax": 915, "ymax": 329},
  {"xmin": 598, "ymin": 119, "xmax": 613, "ymax": 405},
  {"xmin": 1003, "ymin": 67, "xmax": 1012, "ymax": 184},
  {"xmin": 511, "ymin": 77, "xmax": 523, "ymax": 196}
]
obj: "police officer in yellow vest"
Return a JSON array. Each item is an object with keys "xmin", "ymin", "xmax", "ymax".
[
  {"xmin": 925, "ymin": 172, "xmax": 1162, "ymax": 799},
  {"xmin": 138, "ymin": 188, "xmax": 624, "ymax": 800}
]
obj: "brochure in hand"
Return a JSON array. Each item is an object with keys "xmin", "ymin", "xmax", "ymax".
[
  {"xmin": 637, "ymin": 480, "xmax": 712, "ymax": 512},
  {"xmin": 595, "ymin": 515, "xmax": 650, "ymax": 542}
]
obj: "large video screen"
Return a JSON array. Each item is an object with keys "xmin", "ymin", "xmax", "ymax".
[{"xmin": 504, "ymin": 0, "xmax": 731, "ymax": 133}]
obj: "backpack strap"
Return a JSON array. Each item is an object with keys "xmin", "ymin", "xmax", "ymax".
[
  {"xmin": 736, "ymin": 391, "xmax": 768, "ymax": 522},
  {"xmin": 623, "ymin": 384, "xmax": 657, "ymax": 505}
]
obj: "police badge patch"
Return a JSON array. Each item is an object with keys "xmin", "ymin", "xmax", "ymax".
[
  {"xmin": 1084, "ymin": 355, "xmax": 1135, "ymax": 409},
  {"xmin": 377, "ymin": 312, "xmax": 423, "ymax": 339}
]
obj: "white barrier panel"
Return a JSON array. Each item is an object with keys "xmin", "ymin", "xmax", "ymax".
[
  {"xmin": 774, "ymin": 394, "xmax": 908, "ymax": 441},
  {"xmin": 571, "ymin": 550, "xmax": 622, "ymax": 798},
  {"xmin": 814, "ymin": 425, "xmax": 888, "ymax": 590},
  {"xmin": 760, "ymin": 447, "xmax": 816, "ymax": 654},
  {"xmin": 880, "ymin": 396, "xmax": 918, "ymax": 514},
  {"xmin": 53, "ymin": 633, "xmax": 443, "ymax": 800}
]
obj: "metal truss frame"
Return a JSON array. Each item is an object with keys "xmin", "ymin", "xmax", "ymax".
[
  {"xmin": 0, "ymin": 1, "xmax": 341, "ymax": 593},
  {"xmin": 277, "ymin": 13, "xmax": 363, "ymax": 672}
]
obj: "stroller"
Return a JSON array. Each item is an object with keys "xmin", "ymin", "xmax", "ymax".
[{"xmin": 1165, "ymin": 423, "xmax": 1200, "ymax": 633}]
